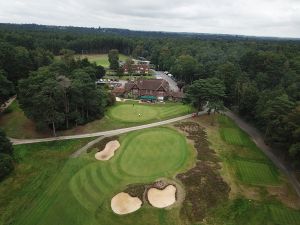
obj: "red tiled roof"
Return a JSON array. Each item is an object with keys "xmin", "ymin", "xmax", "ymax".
[{"xmin": 125, "ymin": 79, "xmax": 169, "ymax": 91}]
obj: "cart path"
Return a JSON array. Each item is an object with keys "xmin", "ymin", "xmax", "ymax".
[
  {"xmin": 10, "ymin": 113, "xmax": 203, "ymax": 145},
  {"xmin": 225, "ymin": 110, "xmax": 300, "ymax": 198}
]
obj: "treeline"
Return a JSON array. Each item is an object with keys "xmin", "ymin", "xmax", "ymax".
[{"xmin": 0, "ymin": 24, "xmax": 135, "ymax": 55}]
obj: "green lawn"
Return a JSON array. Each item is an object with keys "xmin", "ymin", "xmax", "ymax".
[
  {"xmin": 218, "ymin": 115, "xmax": 280, "ymax": 186},
  {"xmin": 107, "ymin": 103, "xmax": 192, "ymax": 123},
  {"xmin": 0, "ymin": 101, "xmax": 48, "ymax": 138},
  {"xmin": 0, "ymin": 101, "xmax": 193, "ymax": 138},
  {"xmin": 269, "ymin": 204, "xmax": 300, "ymax": 225},
  {"xmin": 0, "ymin": 127, "xmax": 194, "ymax": 225},
  {"xmin": 220, "ymin": 128, "xmax": 251, "ymax": 146},
  {"xmin": 235, "ymin": 159, "xmax": 279, "ymax": 185},
  {"xmin": 76, "ymin": 54, "xmax": 128, "ymax": 68},
  {"xmin": 0, "ymin": 138, "xmax": 93, "ymax": 225}
]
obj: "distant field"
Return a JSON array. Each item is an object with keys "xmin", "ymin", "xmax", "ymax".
[{"xmin": 76, "ymin": 54, "xmax": 128, "ymax": 68}]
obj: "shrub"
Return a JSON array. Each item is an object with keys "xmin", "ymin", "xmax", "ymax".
[{"xmin": 0, "ymin": 153, "xmax": 14, "ymax": 180}]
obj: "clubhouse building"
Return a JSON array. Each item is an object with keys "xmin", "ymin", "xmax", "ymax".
[{"xmin": 112, "ymin": 79, "xmax": 184, "ymax": 102}]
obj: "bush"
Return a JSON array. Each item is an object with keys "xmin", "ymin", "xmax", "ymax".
[
  {"xmin": 0, "ymin": 153, "xmax": 14, "ymax": 180},
  {"xmin": 0, "ymin": 129, "xmax": 13, "ymax": 156}
]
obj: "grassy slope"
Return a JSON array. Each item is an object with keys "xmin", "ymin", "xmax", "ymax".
[
  {"xmin": 199, "ymin": 114, "xmax": 300, "ymax": 225},
  {"xmin": 0, "ymin": 101, "xmax": 48, "ymax": 138},
  {"xmin": 0, "ymin": 127, "xmax": 194, "ymax": 225},
  {"xmin": 0, "ymin": 101, "xmax": 193, "ymax": 138},
  {"xmin": 0, "ymin": 138, "xmax": 94, "ymax": 225}
]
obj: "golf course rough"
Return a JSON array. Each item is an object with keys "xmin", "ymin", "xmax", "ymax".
[{"xmin": 69, "ymin": 127, "xmax": 193, "ymax": 219}]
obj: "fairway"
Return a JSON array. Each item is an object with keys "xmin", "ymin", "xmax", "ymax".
[
  {"xmin": 8, "ymin": 127, "xmax": 193, "ymax": 225},
  {"xmin": 220, "ymin": 128, "xmax": 251, "ymax": 146},
  {"xmin": 108, "ymin": 103, "xmax": 192, "ymax": 123},
  {"xmin": 269, "ymin": 205, "xmax": 300, "ymax": 225},
  {"xmin": 235, "ymin": 159, "xmax": 279, "ymax": 185},
  {"xmin": 77, "ymin": 54, "xmax": 128, "ymax": 67}
]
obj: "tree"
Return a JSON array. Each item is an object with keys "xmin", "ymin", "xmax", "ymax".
[
  {"xmin": 186, "ymin": 78, "xmax": 225, "ymax": 113},
  {"xmin": 96, "ymin": 65, "xmax": 106, "ymax": 79},
  {"xmin": 0, "ymin": 71, "xmax": 15, "ymax": 106},
  {"xmin": 18, "ymin": 58, "xmax": 108, "ymax": 136},
  {"xmin": 261, "ymin": 94, "xmax": 295, "ymax": 148},
  {"xmin": 289, "ymin": 143, "xmax": 300, "ymax": 167},
  {"xmin": 215, "ymin": 62, "xmax": 241, "ymax": 106},
  {"xmin": 0, "ymin": 129, "xmax": 13, "ymax": 156},
  {"xmin": 108, "ymin": 49, "xmax": 119, "ymax": 70},
  {"xmin": 0, "ymin": 129, "xmax": 14, "ymax": 181},
  {"xmin": 171, "ymin": 55, "xmax": 198, "ymax": 83}
]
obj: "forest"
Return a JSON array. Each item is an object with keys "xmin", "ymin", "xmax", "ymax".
[{"xmin": 0, "ymin": 23, "xmax": 299, "ymax": 167}]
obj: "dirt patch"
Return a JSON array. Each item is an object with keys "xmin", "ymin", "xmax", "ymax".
[
  {"xmin": 123, "ymin": 180, "xmax": 181, "ymax": 207},
  {"xmin": 267, "ymin": 184, "xmax": 300, "ymax": 209},
  {"xmin": 95, "ymin": 140, "xmax": 120, "ymax": 160},
  {"xmin": 111, "ymin": 192, "xmax": 142, "ymax": 215},
  {"xmin": 124, "ymin": 183, "xmax": 146, "ymax": 201},
  {"xmin": 147, "ymin": 185, "xmax": 177, "ymax": 208},
  {"xmin": 175, "ymin": 122, "xmax": 230, "ymax": 223},
  {"xmin": 176, "ymin": 122, "xmax": 219, "ymax": 162}
]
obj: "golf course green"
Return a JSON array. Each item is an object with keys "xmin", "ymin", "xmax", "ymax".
[
  {"xmin": 108, "ymin": 102, "xmax": 192, "ymax": 123},
  {"xmin": 9, "ymin": 127, "xmax": 194, "ymax": 225}
]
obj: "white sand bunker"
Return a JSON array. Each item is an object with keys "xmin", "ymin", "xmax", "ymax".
[
  {"xmin": 147, "ymin": 185, "xmax": 177, "ymax": 208},
  {"xmin": 95, "ymin": 140, "xmax": 120, "ymax": 161},
  {"xmin": 111, "ymin": 192, "xmax": 142, "ymax": 215}
]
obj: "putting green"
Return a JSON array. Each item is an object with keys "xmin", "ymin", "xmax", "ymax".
[
  {"xmin": 69, "ymin": 127, "xmax": 192, "ymax": 213},
  {"xmin": 107, "ymin": 103, "xmax": 192, "ymax": 123},
  {"xmin": 118, "ymin": 128, "xmax": 188, "ymax": 177},
  {"xmin": 109, "ymin": 104, "xmax": 158, "ymax": 122}
]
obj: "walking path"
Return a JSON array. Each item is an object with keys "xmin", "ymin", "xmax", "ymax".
[
  {"xmin": 10, "ymin": 113, "xmax": 200, "ymax": 145},
  {"xmin": 70, "ymin": 136, "xmax": 106, "ymax": 158},
  {"xmin": 225, "ymin": 111, "xmax": 300, "ymax": 197}
]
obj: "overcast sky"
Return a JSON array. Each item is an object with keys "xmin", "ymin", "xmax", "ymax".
[{"xmin": 0, "ymin": 0, "xmax": 299, "ymax": 38}]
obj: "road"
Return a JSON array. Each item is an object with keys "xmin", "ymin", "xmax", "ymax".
[
  {"xmin": 152, "ymin": 70, "xmax": 179, "ymax": 92},
  {"xmin": 225, "ymin": 110, "xmax": 300, "ymax": 198},
  {"xmin": 10, "ymin": 113, "xmax": 200, "ymax": 145}
]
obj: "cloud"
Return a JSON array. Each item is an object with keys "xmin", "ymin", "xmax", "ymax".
[{"xmin": 0, "ymin": 0, "xmax": 299, "ymax": 38}]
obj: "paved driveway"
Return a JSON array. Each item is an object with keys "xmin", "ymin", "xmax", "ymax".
[{"xmin": 152, "ymin": 70, "xmax": 179, "ymax": 92}]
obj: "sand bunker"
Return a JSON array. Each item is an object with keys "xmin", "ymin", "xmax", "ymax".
[
  {"xmin": 111, "ymin": 192, "xmax": 142, "ymax": 215},
  {"xmin": 95, "ymin": 140, "xmax": 120, "ymax": 161},
  {"xmin": 147, "ymin": 185, "xmax": 176, "ymax": 208}
]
